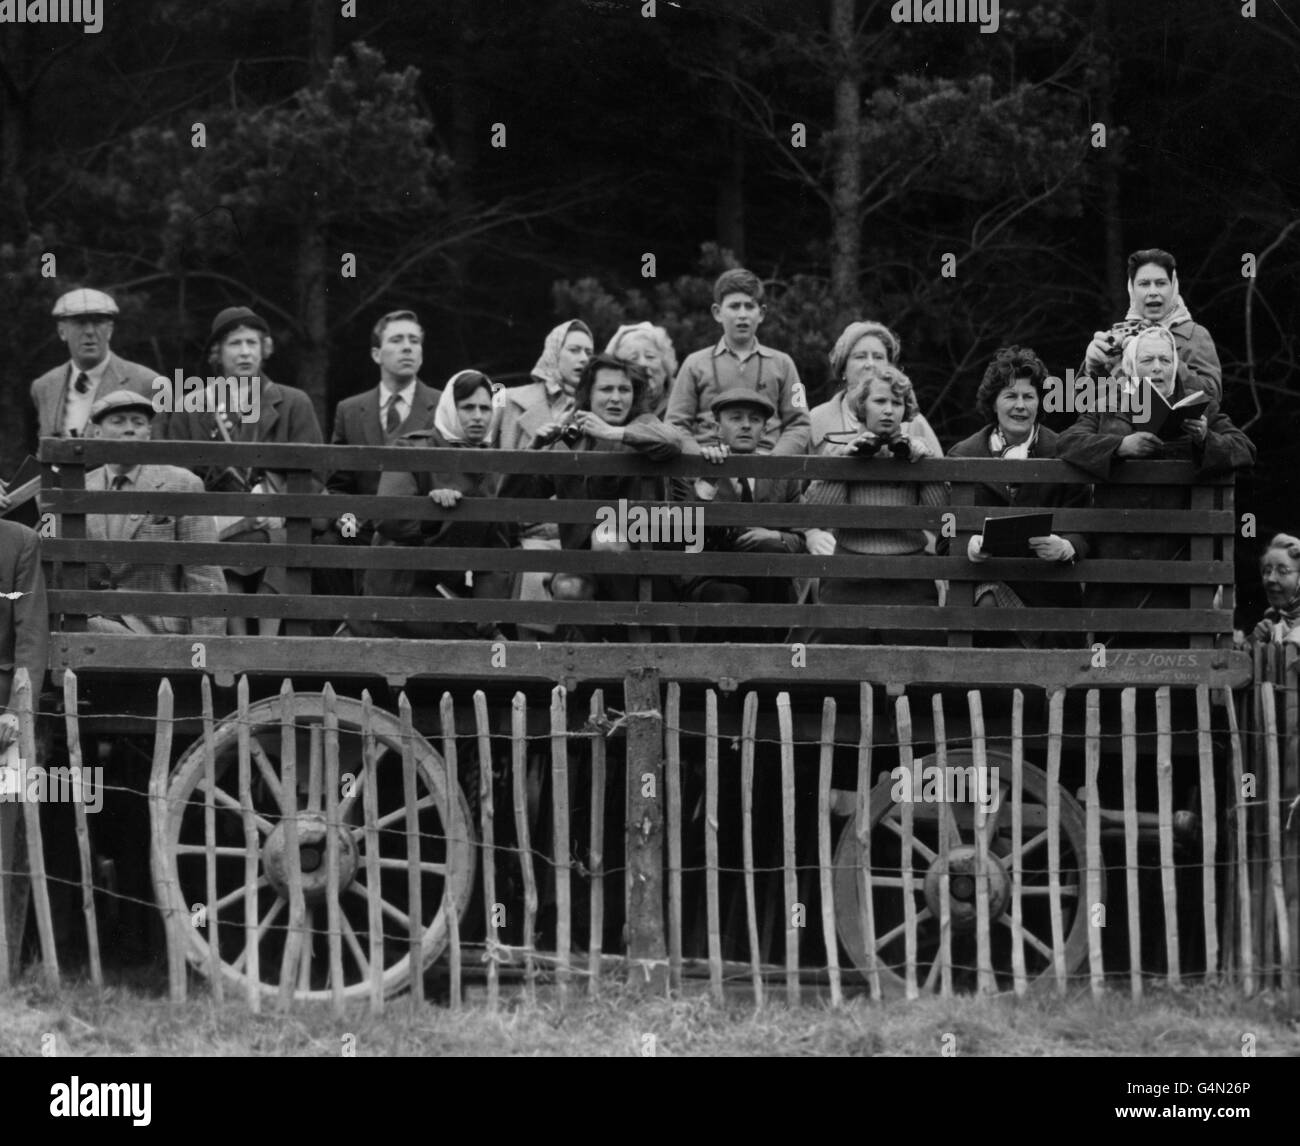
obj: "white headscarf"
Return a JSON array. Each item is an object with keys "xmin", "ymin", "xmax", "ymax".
[
  {"xmin": 1120, "ymin": 326, "xmax": 1180, "ymax": 399},
  {"xmin": 434, "ymin": 370, "xmax": 501, "ymax": 446}
]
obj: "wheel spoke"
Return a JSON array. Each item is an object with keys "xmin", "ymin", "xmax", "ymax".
[
  {"xmin": 176, "ymin": 844, "xmax": 253, "ymax": 858},
  {"xmin": 371, "ymin": 857, "xmax": 447, "ymax": 875},
  {"xmin": 359, "ymin": 793, "xmax": 438, "ymax": 837},
  {"xmin": 231, "ymin": 897, "xmax": 285, "ymax": 974},
  {"xmin": 340, "ymin": 911, "xmax": 369, "ymax": 978},
  {"xmin": 1010, "ymin": 827, "xmax": 1050, "ymax": 862},
  {"xmin": 922, "ymin": 943, "xmax": 945, "ymax": 993},
  {"xmin": 214, "ymin": 876, "xmax": 268, "ymax": 914},
  {"xmin": 337, "ymin": 741, "xmax": 387, "ymax": 824},
  {"xmin": 879, "ymin": 814, "xmax": 938, "ymax": 863},
  {"xmin": 873, "ymin": 907, "xmax": 933, "ymax": 953},
  {"xmin": 195, "ymin": 781, "xmax": 275, "ymax": 835},
  {"xmin": 998, "ymin": 913, "xmax": 1055, "ymax": 963},
  {"xmin": 345, "ymin": 882, "xmax": 413, "ymax": 931},
  {"xmin": 249, "ymin": 739, "xmax": 288, "ymax": 814},
  {"xmin": 1019, "ymin": 884, "xmax": 1079, "ymax": 898},
  {"xmin": 977, "ymin": 786, "xmax": 1007, "ymax": 851}
]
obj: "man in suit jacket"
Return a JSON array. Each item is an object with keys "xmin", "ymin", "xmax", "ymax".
[
  {"xmin": 317, "ymin": 310, "xmax": 441, "ymax": 597},
  {"xmin": 82, "ymin": 391, "xmax": 227, "ymax": 636},
  {"xmin": 162, "ymin": 307, "xmax": 322, "ymax": 635},
  {"xmin": 30, "ymin": 288, "xmax": 161, "ymax": 442}
]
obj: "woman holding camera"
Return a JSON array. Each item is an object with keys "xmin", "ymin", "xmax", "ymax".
[
  {"xmin": 803, "ymin": 365, "xmax": 945, "ymax": 644},
  {"xmin": 502, "ymin": 353, "xmax": 685, "ymax": 629}
]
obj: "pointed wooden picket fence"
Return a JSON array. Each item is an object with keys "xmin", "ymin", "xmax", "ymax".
[{"xmin": 3, "ymin": 666, "xmax": 1297, "ymax": 1007}]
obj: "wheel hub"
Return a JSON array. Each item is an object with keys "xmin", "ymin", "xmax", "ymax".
[
  {"xmin": 263, "ymin": 812, "xmax": 359, "ymax": 902},
  {"xmin": 922, "ymin": 845, "xmax": 1010, "ymax": 930}
]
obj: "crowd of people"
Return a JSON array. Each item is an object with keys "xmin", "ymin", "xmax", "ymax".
[{"xmin": 4, "ymin": 246, "xmax": 1293, "ymax": 691}]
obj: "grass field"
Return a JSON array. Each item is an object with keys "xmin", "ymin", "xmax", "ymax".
[{"xmin": 2, "ymin": 971, "xmax": 1298, "ymax": 1057}]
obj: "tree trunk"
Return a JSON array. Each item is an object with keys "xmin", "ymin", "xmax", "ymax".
[
  {"xmin": 828, "ymin": 0, "xmax": 861, "ymax": 327},
  {"xmin": 1093, "ymin": 0, "xmax": 1126, "ymax": 311},
  {"xmin": 714, "ymin": 17, "xmax": 745, "ymax": 261}
]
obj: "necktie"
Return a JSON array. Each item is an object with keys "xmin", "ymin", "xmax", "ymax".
[
  {"xmin": 74, "ymin": 372, "xmax": 91, "ymax": 395},
  {"xmin": 736, "ymin": 477, "xmax": 754, "ymax": 502},
  {"xmin": 111, "ymin": 474, "xmax": 129, "ymax": 491},
  {"xmin": 384, "ymin": 396, "xmax": 402, "ymax": 434}
]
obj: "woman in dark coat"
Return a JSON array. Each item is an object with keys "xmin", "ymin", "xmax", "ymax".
[
  {"xmin": 361, "ymin": 370, "xmax": 510, "ymax": 638},
  {"xmin": 948, "ymin": 346, "xmax": 1089, "ymax": 646},
  {"xmin": 1056, "ymin": 326, "xmax": 1255, "ymax": 645}
]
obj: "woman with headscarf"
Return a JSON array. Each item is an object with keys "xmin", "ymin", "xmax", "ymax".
[
  {"xmin": 1079, "ymin": 247, "xmax": 1222, "ymax": 401},
  {"xmin": 360, "ymin": 370, "xmax": 510, "ymax": 638},
  {"xmin": 803, "ymin": 364, "xmax": 947, "ymax": 644},
  {"xmin": 605, "ymin": 322, "xmax": 677, "ymax": 419},
  {"xmin": 498, "ymin": 320, "xmax": 594, "ymax": 451},
  {"xmin": 1057, "ymin": 325, "xmax": 1254, "ymax": 644},
  {"xmin": 948, "ymin": 346, "xmax": 1089, "ymax": 645},
  {"xmin": 1247, "ymin": 534, "xmax": 1300, "ymax": 647},
  {"xmin": 501, "ymin": 353, "xmax": 684, "ymax": 637}
]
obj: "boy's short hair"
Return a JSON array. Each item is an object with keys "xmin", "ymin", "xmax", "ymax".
[
  {"xmin": 713, "ymin": 268, "xmax": 764, "ymax": 306},
  {"xmin": 1126, "ymin": 248, "xmax": 1176, "ymax": 281},
  {"xmin": 371, "ymin": 309, "xmax": 422, "ymax": 349}
]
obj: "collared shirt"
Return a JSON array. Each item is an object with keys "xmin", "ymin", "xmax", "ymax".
[
  {"xmin": 62, "ymin": 355, "xmax": 113, "ymax": 437},
  {"xmin": 666, "ymin": 338, "xmax": 809, "ymax": 456},
  {"xmin": 380, "ymin": 379, "xmax": 417, "ymax": 431}
]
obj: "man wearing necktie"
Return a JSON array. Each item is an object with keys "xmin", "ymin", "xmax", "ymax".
[
  {"xmin": 29, "ymin": 288, "xmax": 161, "ymax": 444},
  {"xmin": 673, "ymin": 386, "xmax": 807, "ymax": 640},
  {"xmin": 317, "ymin": 311, "xmax": 441, "ymax": 600}
]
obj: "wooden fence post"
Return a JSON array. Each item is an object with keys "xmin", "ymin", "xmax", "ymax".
[{"xmin": 624, "ymin": 669, "xmax": 667, "ymax": 993}]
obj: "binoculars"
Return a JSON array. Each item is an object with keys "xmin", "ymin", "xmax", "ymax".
[{"xmin": 849, "ymin": 434, "xmax": 911, "ymax": 459}]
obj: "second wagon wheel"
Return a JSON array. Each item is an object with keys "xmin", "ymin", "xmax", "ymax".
[
  {"xmin": 832, "ymin": 750, "xmax": 1101, "ymax": 995},
  {"xmin": 158, "ymin": 692, "xmax": 475, "ymax": 1002}
]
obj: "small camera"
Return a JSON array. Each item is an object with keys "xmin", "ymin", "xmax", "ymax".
[{"xmin": 560, "ymin": 425, "xmax": 584, "ymax": 446}]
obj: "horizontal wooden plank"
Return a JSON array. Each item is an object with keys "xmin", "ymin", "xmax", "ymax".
[
  {"xmin": 42, "ymin": 539, "xmax": 1234, "ymax": 585},
  {"xmin": 39, "ymin": 489, "xmax": 1235, "ymax": 534},
  {"xmin": 47, "ymin": 634, "xmax": 1253, "ymax": 689},
  {"xmin": 38, "ymin": 438, "xmax": 1229, "ymax": 485},
  {"xmin": 48, "ymin": 589, "xmax": 1232, "ymax": 631}
]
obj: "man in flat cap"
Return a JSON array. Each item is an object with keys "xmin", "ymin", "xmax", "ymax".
[
  {"xmin": 162, "ymin": 306, "xmax": 322, "ymax": 635},
  {"xmin": 30, "ymin": 288, "xmax": 161, "ymax": 442},
  {"xmin": 673, "ymin": 386, "xmax": 807, "ymax": 638},
  {"xmin": 82, "ymin": 390, "xmax": 227, "ymax": 637}
]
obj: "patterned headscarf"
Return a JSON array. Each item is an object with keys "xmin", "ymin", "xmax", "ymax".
[
  {"xmin": 1125, "ymin": 270, "xmax": 1193, "ymax": 329},
  {"xmin": 531, "ymin": 320, "xmax": 593, "ymax": 397}
]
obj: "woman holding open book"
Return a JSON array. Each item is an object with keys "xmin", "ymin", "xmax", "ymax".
[
  {"xmin": 1056, "ymin": 326, "xmax": 1254, "ymax": 642},
  {"xmin": 948, "ymin": 347, "xmax": 1088, "ymax": 646}
]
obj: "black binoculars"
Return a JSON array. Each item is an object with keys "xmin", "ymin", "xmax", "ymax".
[{"xmin": 849, "ymin": 434, "xmax": 911, "ymax": 459}]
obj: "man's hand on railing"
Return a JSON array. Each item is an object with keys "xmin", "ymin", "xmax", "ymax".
[
  {"xmin": 806, "ymin": 529, "xmax": 836, "ymax": 557},
  {"xmin": 699, "ymin": 443, "xmax": 729, "ymax": 465},
  {"xmin": 1117, "ymin": 431, "xmax": 1163, "ymax": 458},
  {"xmin": 428, "ymin": 488, "xmax": 463, "ymax": 508}
]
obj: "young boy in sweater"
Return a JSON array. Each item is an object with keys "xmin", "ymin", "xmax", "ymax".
[{"xmin": 666, "ymin": 268, "xmax": 810, "ymax": 455}]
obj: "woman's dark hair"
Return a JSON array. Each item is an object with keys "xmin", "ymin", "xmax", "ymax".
[
  {"xmin": 975, "ymin": 346, "xmax": 1048, "ymax": 425},
  {"xmin": 1127, "ymin": 248, "xmax": 1176, "ymax": 282},
  {"xmin": 451, "ymin": 370, "xmax": 493, "ymax": 403},
  {"xmin": 575, "ymin": 353, "xmax": 649, "ymax": 416}
]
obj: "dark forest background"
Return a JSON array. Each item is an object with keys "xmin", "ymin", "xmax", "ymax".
[{"xmin": 1, "ymin": 0, "xmax": 1296, "ymax": 620}]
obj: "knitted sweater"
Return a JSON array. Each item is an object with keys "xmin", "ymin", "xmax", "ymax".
[{"xmin": 803, "ymin": 472, "xmax": 947, "ymax": 556}]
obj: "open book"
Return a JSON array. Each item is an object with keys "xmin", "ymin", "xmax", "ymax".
[
  {"xmin": 980, "ymin": 511, "xmax": 1053, "ymax": 558},
  {"xmin": 1145, "ymin": 385, "xmax": 1210, "ymax": 440},
  {"xmin": 1, "ymin": 455, "xmax": 43, "ymax": 528}
]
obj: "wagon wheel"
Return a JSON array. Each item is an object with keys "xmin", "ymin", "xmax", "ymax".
[
  {"xmin": 832, "ymin": 751, "xmax": 1100, "ymax": 995},
  {"xmin": 158, "ymin": 693, "xmax": 475, "ymax": 1002}
]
